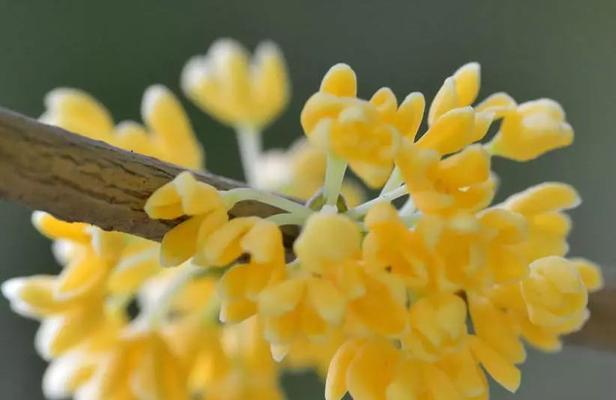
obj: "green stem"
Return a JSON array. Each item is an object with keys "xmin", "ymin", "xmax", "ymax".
[
  {"xmin": 401, "ymin": 212, "xmax": 421, "ymax": 227},
  {"xmin": 399, "ymin": 196, "xmax": 416, "ymax": 215},
  {"xmin": 323, "ymin": 152, "xmax": 347, "ymax": 207},
  {"xmin": 380, "ymin": 165, "xmax": 403, "ymax": 195},
  {"xmin": 235, "ymin": 125, "xmax": 262, "ymax": 187},
  {"xmin": 351, "ymin": 185, "xmax": 408, "ymax": 216},
  {"xmin": 266, "ymin": 213, "xmax": 308, "ymax": 226},
  {"xmin": 222, "ymin": 188, "xmax": 313, "ymax": 218}
]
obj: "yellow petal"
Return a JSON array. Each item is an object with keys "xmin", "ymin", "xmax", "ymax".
[
  {"xmin": 307, "ymin": 278, "xmax": 347, "ymax": 324},
  {"xmin": 56, "ymin": 250, "xmax": 107, "ymax": 300},
  {"xmin": 35, "ymin": 310, "xmax": 100, "ymax": 359},
  {"xmin": 489, "ymin": 99, "xmax": 573, "ymax": 161},
  {"xmin": 346, "ymin": 340, "xmax": 401, "ymax": 400},
  {"xmin": 41, "ymin": 88, "xmax": 114, "ymax": 141},
  {"xmin": 370, "ymin": 87, "xmax": 398, "ymax": 122},
  {"xmin": 468, "ymin": 294, "xmax": 526, "ymax": 364},
  {"xmin": 251, "ymin": 41, "xmax": 290, "ymax": 127},
  {"xmin": 438, "ymin": 144, "xmax": 491, "ymax": 187},
  {"xmin": 320, "ymin": 64, "xmax": 357, "ymax": 97},
  {"xmin": 198, "ymin": 217, "xmax": 259, "ymax": 266},
  {"xmin": 325, "ymin": 339, "xmax": 366, "ymax": 400},
  {"xmin": 1, "ymin": 275, "xmax": 74, "ymax": 317},
  {"xmin": 453, "ymin": 62, "xmax": 481, "ymax": 107},
  {"xmin": 504, "ymin": 182, "xmax": 580, "ymax": 215},
  {"xmin": 142, "ymin": 85, "xmax": 204, "ymax": 169},
  {"xmin": 258, "ymin": 278, "xmax": 305, "ymax": 317},
  {"xmin": 240, "ymin": 219, "xmax": 284, "ymax": 265},
  {"xmin": 570, "ymin": 258, "xmax": 603, "ymax": 292},
  {"xmin": 470, "ymin": 336, "xmax": 521, "ymax": 393},
  {"xmin": 294, "ymin": 213, "xmax": 361, "ymax": 274},
  {"xmin": 418, "ymin": 107, "xmax": 476, "ymax": 155},
  {"xmin": 476, "ymin": 92, "xmax": 516, "ymax": 118},
  {"xmin": 160, "ymin": 216, "xmax": 204, "ymax": 267},
  {"xmin": 428, "ymin": 77, "xmax": 458, "ymax": 126},
  {"xmin": 32, "ymin": 211, "xmax": 90, "ymax": 242},
  {"xmin": 396, "ymin": 92, "xmax": 425, "ymax": 141},
  {"xmin": 107, "ymin": 248, "xmax": 160, "ymax": 294}
]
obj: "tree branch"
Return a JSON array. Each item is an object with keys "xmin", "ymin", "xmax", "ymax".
[
  {"xmin": 0, "ymin": 106, "xmax": 294, "ymax": 243},
  {"xmin": 0, "ymin": 106, "xmax": 612, "ymax": 352}
]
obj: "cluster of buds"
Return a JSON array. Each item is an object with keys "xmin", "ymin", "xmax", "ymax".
[{"xmin": 3, "ymin": 39, "xmax": 602, "ymax": 400}]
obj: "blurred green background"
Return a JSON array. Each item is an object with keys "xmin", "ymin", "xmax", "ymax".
[{"xmin": 0, "ymin": 1, "xmax": 614, "ymax": 399}]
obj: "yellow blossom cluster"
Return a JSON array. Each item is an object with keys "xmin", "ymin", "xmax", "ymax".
[{"xmin": 2, "ymin": 38, "xmax": 603, "ymax": 400}]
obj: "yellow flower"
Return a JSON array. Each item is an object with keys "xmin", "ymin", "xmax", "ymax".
[
  {"xmin": 217, "ymin": 219, "xmax": 287, "ymax": 323},
  {"xmin": 301, "ymin": 64, "xmax": 425, "ymax": 187},
  {"xmin": 293, "ymin": 212, "xmax": 362, "ymax": 274},
  {"xmin": 41, "ymin": 85, "xmax": 204, "ymax": 169},
  {"xmin": 363, "ymin": 202, "xmax": 431, "ymax": 288},
  {"xmin": 467, "ymin": 293, "xmax": 526, "ymax": 365},
  {"xmin": 283, "ymin": 329, "xmax": 346, "ymax": 376},
  {"xmin": 468, "ymin": 335, "xmax": 521, "ymax": 393},
  {"xmin": 325, "ymin": 338, "xmax": 400, "ymax": 400},
  {"xmin": 489, "ymin": 99, "xmax": 574, "ymax": 161},
  {"xmin": 327, "ymin": 338, "xmax": 489, "ymax": 400},
  {"xmin": 501, "ymin": 182, "xmax": 580, "ymax": 261},
  {"xmin": 521, "ymin": 256, "xmax": 588, "ymax": 329},
  {"xmin": 402, "ymin": 293, "xmax": 468, "ymax": 362},
  {"xmin": 428, "ymin": 62, "xmax": 481, "ymax": 125},
  {"xmin": 145, "ymin": 171, "xmax": 229, "ymax": 267},
  {"xmin": 182, "ymin": 39, "xmax": 289, "ymax": 129},
  {"xmin": 397, "ymin": 141, "xmax": 496, "ymax": 215}
]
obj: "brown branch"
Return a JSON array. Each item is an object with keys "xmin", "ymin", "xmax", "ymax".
[
  {"xmin": 0, "ymin": 106, "xmax": 296, "ymax": 243},
  {"xmin": 0, "ymin": 106, "xmax": 613, "ymax": 352}
]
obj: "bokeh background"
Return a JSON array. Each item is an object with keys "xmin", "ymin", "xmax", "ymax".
[{"xmin": 0, "ymin": 1, "xmax": 615, "ymax": 398}]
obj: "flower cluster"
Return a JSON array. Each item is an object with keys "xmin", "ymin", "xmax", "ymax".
[{"xmin": 2, "ymin": 38, "xmax": 603, "ymax": 400}]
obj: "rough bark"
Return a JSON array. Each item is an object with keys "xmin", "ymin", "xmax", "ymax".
[{"xmin": 0, "ymin": 106, "xmax": 291, "ymax": 242}]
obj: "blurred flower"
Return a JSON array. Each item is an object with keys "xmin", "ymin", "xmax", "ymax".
[
  {"xmin": 41, "ymin": 85, "xmax": 204, "ymax": 169},
  {"xmin": 182, "ymin": 39, "xmax": 289, "ymax": 130}
]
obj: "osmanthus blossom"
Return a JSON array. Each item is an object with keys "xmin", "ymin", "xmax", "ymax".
[{"xmin": 2, "ymin": 38, "xmax": 603, "ymax": 400}]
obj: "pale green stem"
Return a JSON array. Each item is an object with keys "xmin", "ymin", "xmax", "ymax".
[
  {"xmin": 401, "ymin": 212, "xmax": 421, "ymax": 227},
  {"xmin": 380, "ymin": 165, "xmax": 403, "ymax": 195},
  {"xmin": 323, "ymin": 152, "xmax": 347, "ymax": 207},
  {"xmin": 399, "ymin": 196, "xmax": 416, "ymax": 216},
  {"xmin": 235, "ymin": 125, "xmax": 262, "ymax": 187},
  {"xmin": 222, "ymin": 188, "xmax": 313, "ymax": 218},
  {"xmin": 266, "ymin": 213, "xmax": 308, "ymax": 226},
  {"xmin": 149, "ymin": 263, "xmax": 202, "ymax": 328},
  {"xmin": 351, "ymin": 185, "xmax": 408, "ymax": 216}
]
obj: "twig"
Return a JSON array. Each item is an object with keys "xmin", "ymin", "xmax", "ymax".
[{"xmin": 0, "ymin": 106, "xmax": 296, "ymax": 245}]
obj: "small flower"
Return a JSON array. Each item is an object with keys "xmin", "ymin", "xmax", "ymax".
[
  {"xmin": 428, "ymin": 62, "xmax": 481, "ymax": 125},
  {"xmin": 363, "ymin": 202, "xmax": 431, "ymax": 288},
  {"xmin": 489, "ymin": 99, "xmax": 574, "ymax": 161},
  {"xmin": 402, "ymin": 293, "xmax": 468, "ymax": 362},
  {"xmin": 301, "ymin": 64, "xmax": 424, "ymax": 187},
  {"xmin": 501, "ymin": 182, "xmax": 580, "ymax": 261},
  {"xmin": 396, "ymin": 142, "xmax": 496, "ymax": 215},
  {"xmin": 521, "ymin": 256, "xmax": 588, "ymax": 329},
  {"xmin": 217, "ymin": 219, "xmax": 286, "ymax": 323},
  {"xmin": 145, "ymin": 171, "xmax": 229, "ymax": 267},
  {"xmin": 181, "ymin": 39, "xmax": 289, "ymax": 130}
]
